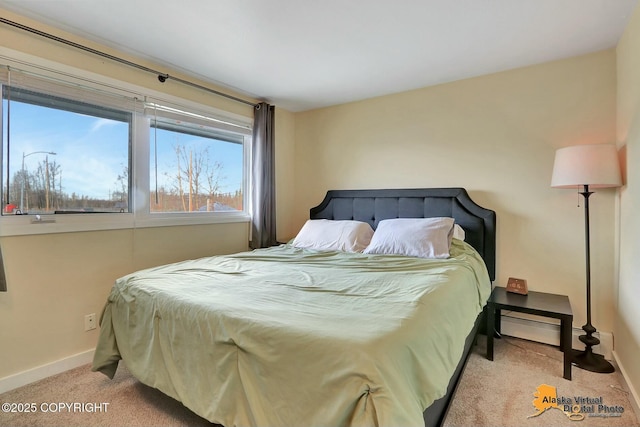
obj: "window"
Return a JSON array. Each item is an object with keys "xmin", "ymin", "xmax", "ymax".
[
  {"xmin": 0, "ymin": 63, "xmax": 252, "ymax": 235},
  {"xmin": 148, "ymin": 104, "xmax": 247, "ymax": 214},
  {"xmin": 2, "ymin": 86, "xmax": 132, "ymax": 215}
]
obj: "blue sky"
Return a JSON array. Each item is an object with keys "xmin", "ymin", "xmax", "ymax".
[{"xmin": 3, "ymin": 101, "xmax": 243, "ymax": 202}]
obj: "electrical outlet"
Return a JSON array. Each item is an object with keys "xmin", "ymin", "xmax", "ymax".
[{"xmin": 84, "ymin": 313, "xmax": 96, "ymax": 331}]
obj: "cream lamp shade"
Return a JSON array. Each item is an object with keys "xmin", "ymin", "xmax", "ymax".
[{"xmin": 551, "ymin": 144, "xmax": 622, "ymax": 188}]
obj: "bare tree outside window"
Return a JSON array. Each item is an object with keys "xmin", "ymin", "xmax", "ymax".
[{"xmin": 150, "ymin": 125, "xmax": 242, "ymax": 214}]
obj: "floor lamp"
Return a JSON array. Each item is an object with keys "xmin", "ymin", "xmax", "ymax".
[{"xmin": 551, "ymin": 143, "xmax": 621, "ymax": 373}]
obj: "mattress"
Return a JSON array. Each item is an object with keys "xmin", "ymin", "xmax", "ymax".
[{"xmin": 92, "ymin": 239, "xmax": 491, "ymax": 427}]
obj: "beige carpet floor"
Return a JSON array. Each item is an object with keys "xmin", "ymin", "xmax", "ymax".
[
  {"xmin": 445, "ymin": 337, "xmax": 639, "ymax": 427},
  {"xmin": 0, "ymin": 336, "xmax": 638, "ymax": 427}
]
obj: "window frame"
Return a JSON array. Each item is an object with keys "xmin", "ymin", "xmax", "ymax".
[
  {"xmin": 2, "ymin": 84, "xmax": 135, "ymax": 216},
  {"xmin": 0, "ymin": 54, "xmax": 252, "ymax": 237}
]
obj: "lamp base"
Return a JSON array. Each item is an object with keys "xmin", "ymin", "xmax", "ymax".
[{"xmin": 571, "ymin": 348, "xmax": 615, "ymax": 374}]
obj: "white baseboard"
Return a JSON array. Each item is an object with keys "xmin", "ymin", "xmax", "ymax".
[
  {"xmin": 0, "ymin": 349, "xmax": 94, "ymax": 394},
  {"xmin": 612, "ymin": 350, "xmax": 640, "ymax": 421},
  {"xmin": 499, "ymin": 312, "xmax": 613, "ymax": 359}
]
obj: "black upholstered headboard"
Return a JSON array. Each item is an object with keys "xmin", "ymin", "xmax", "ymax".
[{"xmin": 309, "ymin": 188, "xmax": 496, "ymax": 281}]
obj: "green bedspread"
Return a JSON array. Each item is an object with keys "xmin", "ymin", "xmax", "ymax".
[{"xmin": 92, "ymin": 239, "xmax": 490, "ymax": 427}]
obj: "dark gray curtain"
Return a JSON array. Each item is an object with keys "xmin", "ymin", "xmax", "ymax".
[
  {"xmin": 250, "ymin": 102, "xmax": 277, "ymax": 249},
  {"xmin": 0, "ymin": 245, "xmax": 6, "ymax": 292}
]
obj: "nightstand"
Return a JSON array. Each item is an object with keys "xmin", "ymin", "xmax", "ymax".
[{"xmin": 486, "ymin": 286, "xmax": 574, "ymax": 380}]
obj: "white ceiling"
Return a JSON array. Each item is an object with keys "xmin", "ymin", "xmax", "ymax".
[{"xmin": 1, "ymin": 0, "xmax": 637, "ymax": 112}]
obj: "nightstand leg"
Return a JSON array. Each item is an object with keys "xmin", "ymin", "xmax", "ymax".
[
  {"xmin": 487, "ymin": 302, "xmax": 495, "ymax": 361},
  {"xmin": 561, "ymin": 317, "xmax": 572, "ymax": 380}
]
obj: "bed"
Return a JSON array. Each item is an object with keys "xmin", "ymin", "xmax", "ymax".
[{"xmin": 92, "ymin": 187, "xmax": 496, "ymax": 427}]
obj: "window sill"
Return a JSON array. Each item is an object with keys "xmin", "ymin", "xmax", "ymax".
[
  {"xmin": 0, "ymin": 212, "xmax": 250, "ymax": 237},
  {"xmin": 134, "ymin": 211, "xmax": 251, "ymax": 229}
]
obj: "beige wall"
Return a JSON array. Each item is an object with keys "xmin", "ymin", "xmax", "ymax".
[
  {"xmin": 274, "ymin": 108, "xmax": 297, "ymax": 241},
  {"xmin": 0, "ymin": 224, "xmax": 248, "ymax": 377},
  {"xmin": 616, "ymin": 3, "xmax": 640, "ymax": 404},
  {"xmin": 294, "ymin": 50, "xmax": 619, "ymax": 336},
  {"xmin": 0, "ymin": 9, "xmax": 257, "ymax": 379}
]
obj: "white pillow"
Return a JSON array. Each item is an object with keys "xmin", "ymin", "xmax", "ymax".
[
  {"xmin": 453, "ymin": 224, "xmax": 465, "ymax": 241},
  {"xmin": 363, "ymin": 217, "xmax": 455, "ymax": 259},
  {"xmin": 292, "ymin": 219, "xmax": 374, "ymax": 253}
]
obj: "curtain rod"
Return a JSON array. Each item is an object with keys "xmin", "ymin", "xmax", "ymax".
[{"xmin": 0, "ymin": 17, "xmax": 259, "ymax": 108}]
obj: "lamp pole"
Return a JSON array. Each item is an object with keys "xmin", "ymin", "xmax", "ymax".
[
  {"xmin": 571, "ymin": 184, "xmax": 615, "ymax": 373},
  {"xmin": 20, "ymin": 151, "xmax": 56, "ymax": 212}
]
